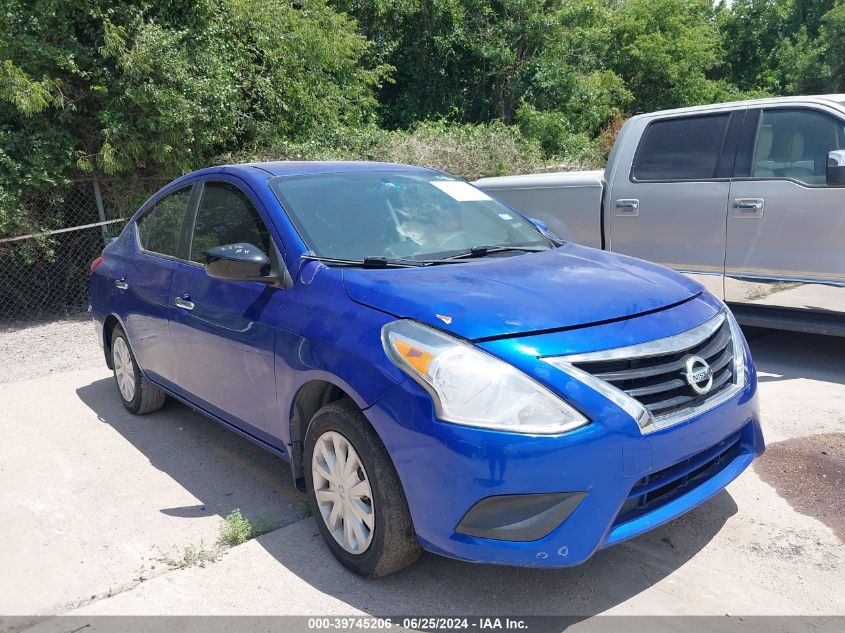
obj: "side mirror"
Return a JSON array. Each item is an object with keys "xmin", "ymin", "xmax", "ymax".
[
  {"xmin": 827, "ymin": 150, "xmax": 845, "ymax": 186},
  {"xmin": 204, "ymin": 243, "xmax": 271, "ymax": 282}
]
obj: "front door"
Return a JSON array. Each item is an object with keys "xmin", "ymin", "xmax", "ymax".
[
  {"xmin": 168, "ymin": 178, "xmax": 284, "ymax": 444},
  {"xmin": 726, "ymin": 106, "xmax": 845, "ymax": 312},
  {"xmin": 608, "ymin": 111, "xmax": 741, "ymax": 297}
]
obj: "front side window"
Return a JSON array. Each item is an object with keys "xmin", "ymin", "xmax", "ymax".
[
  {"xmin": 270, "ymin": 171, "xmax": 549, "ymax": 261},
  {"xmin": 190, "ymin": 182, "xmax": 272, "ymax": 263},
  {"xmin": 136, "ymin": 187, "xmax": 191, "ymax": 257},
  {"xmin": 752, "ymin": 109, "xmax": 845, "ymax": 184},
  {"xmin": 633, "ymin": 114, "xmax": 730, "ymax": 181}
]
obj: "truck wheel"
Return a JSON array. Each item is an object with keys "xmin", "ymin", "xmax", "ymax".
[
  {"xmin": 111, "ymin": 325, "xmax": 166, "ymax": 415},
  {"xmin": 304, "ymin": 399, "xmax": 421, "ymax": 577}
]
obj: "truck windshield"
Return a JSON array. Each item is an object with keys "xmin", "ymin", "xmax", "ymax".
[{"xmin": 270, "ymin": 171, "xmax": 551, "ymax": 262}]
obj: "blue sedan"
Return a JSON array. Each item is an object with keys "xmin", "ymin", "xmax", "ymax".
[{"xmin": 89, "ymin": 161, "xmax": 764, "ymax": 577}]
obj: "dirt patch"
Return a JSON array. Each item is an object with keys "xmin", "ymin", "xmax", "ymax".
[{"xmin": 754, "ymin": 433, "xmax": 845, "ymax": 541}]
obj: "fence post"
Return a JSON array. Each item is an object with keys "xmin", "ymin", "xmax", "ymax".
[{"xmin": 92, "ymin": 178, "xmax": 108, "ymax": 244}]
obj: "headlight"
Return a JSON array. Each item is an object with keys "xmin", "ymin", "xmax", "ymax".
[
  {"xmin": 381, "ymin": 320, "xmax": 588, "ymax": 434},
  {"xmin": 725, "ymin": 307, "xmax": 748, "ymax": 387}
]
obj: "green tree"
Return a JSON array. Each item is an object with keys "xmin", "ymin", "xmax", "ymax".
[
  {"xmin": 603, "ymin": 0, "xmax": 745, "ymax": 113},
  {"xmin": 0, "ymin": 0, "xmax": 386, "ymax": 234},
  {"xmin": 717, "ymin": 0, "xmax": 842, "ymax": 94}
]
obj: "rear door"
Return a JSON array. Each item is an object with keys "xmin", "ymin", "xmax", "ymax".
[
  {"xmin": 168, "ymin": 178, "xmax": 285, "ymax": 443},
  {"xmin": 115, "ymin": 185, "xmax": 194, "ymax": 387},
  {"xmin": 725, "ymin": 106, "xmax": 845, "ymax": 312},
  {"xmin": 607, "ymin": 111, "xmax": 744, "ymax": 297}
]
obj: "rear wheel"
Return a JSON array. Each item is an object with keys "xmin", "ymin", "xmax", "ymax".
[
  {"xmin": 304, "ymin": 399, "xmax": 420, "ymax": 577},
  {"xmin": 111, "ymin": 326, "xmax": 166, "ymax": 415}
]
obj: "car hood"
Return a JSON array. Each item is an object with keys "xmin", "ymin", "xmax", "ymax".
[{"xmin": 342, "ymin": 243, "xmax": 702, "ymax": 341}]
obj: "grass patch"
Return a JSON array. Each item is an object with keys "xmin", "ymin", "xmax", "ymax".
[
  {"xmin": 218, "ymin": 508, "xmax": 278, "ymax": 546},
  {"xmin": 149, "ymin": 510, "xmax": 281, "ymax": 572},
  {"xmin": 156, "ymin": 540, "xmax": 221, "ymax": 569},
  {"xmin": 219, "ymin": 509, "xmax": 254, "ymax": 546},
  {"xmin": 744, "ymin": 281, "xmax": 802, "ymax": 301}
]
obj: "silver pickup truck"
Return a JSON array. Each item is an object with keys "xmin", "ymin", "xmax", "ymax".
[{"xmin": 475, "ymin": 95, "xmax": 845, "ymax": 336}]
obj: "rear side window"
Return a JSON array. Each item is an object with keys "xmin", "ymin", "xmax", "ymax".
[
  {"xmin": 190, "ymin": 182, "xmax": 272, "ymax": 263},
  {"xmin": 137, "ymin": 187, "xmax": 191, "ymax": 257},
  {"xmin": 633, "ymin": 114, "xmax": 730, "ymax": 181}
]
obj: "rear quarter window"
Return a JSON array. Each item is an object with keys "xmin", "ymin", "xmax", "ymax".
[{"xmin": 632, "ymin": 114, "xmax": 730, "ymax": 181}]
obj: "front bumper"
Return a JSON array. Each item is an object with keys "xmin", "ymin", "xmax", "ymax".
[{"xmin": 364, "ymin": 341, "xmax": 762, "ymax": 568}]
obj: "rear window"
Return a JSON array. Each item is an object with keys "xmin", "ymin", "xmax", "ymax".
[
  {"xmin": 633, "ymin": 114, "xmax": 730, "ymax": 181},
  {"xmin": 137, "ymin": 187, "xmax": 191, "ymax": 257}
]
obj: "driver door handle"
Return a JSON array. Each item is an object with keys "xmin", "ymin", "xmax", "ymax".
[
  {"xmin": 733, "ymin": 198, "xmax": 764, "ymax": 218},
  {"xmin": 615, "ymin": 199, "xmax": 639, "ymax": 216},
  {"xmin": 175, "ymin": 295, "xmax": 195, "ymax": 311}
]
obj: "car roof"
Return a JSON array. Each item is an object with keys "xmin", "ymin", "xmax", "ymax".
[
  {"xmin": 636, "ymin": 94, "xmax": 845, "ymax": 119},
  {"xmin": 185, "ymin": 160, "xmax": 437, "ymax": 180}
]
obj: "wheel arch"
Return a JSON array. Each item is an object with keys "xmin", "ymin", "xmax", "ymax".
[
  {"xmin": 288, "ymin": 379, "xmax": 357, "ymax": 492},
  {"xmin": 102, "ymin": 313, "xmax": 127, "ymax": 370}
]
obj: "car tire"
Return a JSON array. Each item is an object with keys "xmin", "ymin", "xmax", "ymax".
[
  {"xmin": 304, "ymin": 399, "xmax": 421, "ymax": 577},
  {"xmin": 110, "ymin": 325, "xmax": 166, "ymax": 415}
]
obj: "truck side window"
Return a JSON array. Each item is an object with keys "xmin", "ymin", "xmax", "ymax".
[
  {"xmin": 752, "ymin": 109, "xmax": 845, "ymax": 185},
  {"xmin": 632, "ymin": 114, "xmax": 730, "ymax": 181}
]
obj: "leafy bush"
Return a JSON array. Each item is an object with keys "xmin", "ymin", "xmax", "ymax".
[{"xmin": 221, "ymin": 120, "xmax": 595, "ymax": 180}]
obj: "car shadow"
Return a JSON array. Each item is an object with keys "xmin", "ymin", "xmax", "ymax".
[
  {"xmin": 77, "ymin": 376, "xmax": 738, "ymax": 618},
  {"xmin": 75, "ymin": 378, "xmax": 311, "ymax": 531},
  {"xmin": 745, "ymin": 327, "xmax": 845, "ymax": 385}
]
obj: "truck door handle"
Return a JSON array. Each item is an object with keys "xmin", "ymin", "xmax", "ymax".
[
  {"xmin": 114, "ymin": 278, "xmax": 128, "ymax": 290},
  {"xmin": 175, "ymin": 295, "xmax": 195, "ymax": 311},
  {"xmin": 615, "ymin": 199, "xmax": 639, "ymax": 216},
  {"xmin": 733, "ymin": 198, "xmax": 764, "ymax": 217}
]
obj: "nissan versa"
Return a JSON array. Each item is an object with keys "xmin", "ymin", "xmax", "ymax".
[{"xmin": 89, "ymin": 161, "xmax": 764, "ymax": 577}]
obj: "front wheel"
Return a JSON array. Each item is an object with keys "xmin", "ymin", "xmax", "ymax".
[
  {"xmin": 304, "ymin": 400, "xmax": 420, "ymax": 577},
  {"xmin": 111, "ymin": 325, "xmax": 166, "ymax": 415}
]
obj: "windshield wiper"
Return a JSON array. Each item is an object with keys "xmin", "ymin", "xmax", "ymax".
[
  {"xmin": 302, "ymin": 254, "xmax": 443, "ymax": 268},
  {"xmin": 441, "ymin": 244, "xmax": 550, "ymax": 261}
]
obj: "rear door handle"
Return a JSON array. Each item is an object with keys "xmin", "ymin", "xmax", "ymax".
[
  {"xmin": 615, "ymin": 199, "xmax": 639, "ymax": 216},
  {"xmin": 733, "ymin": 198, "xmax": 764, "ymax": 217},
  {"xmin": 175, "ymin": 295, "xmax": 195, "ymax": 311},
  {"xmin": 114, "ymin": 278, "xmax": 128, "ymax": 290}
]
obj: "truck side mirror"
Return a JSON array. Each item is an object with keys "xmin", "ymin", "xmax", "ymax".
[{"xmin": 827, "ymin": 150, "xmax": 845, "ymax": 186}]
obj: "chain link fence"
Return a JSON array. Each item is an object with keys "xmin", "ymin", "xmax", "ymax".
[{"xmin": 0, "ymin": 177, "xmax": 170, "ymax": 322}]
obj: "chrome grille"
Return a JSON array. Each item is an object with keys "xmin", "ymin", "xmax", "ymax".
[
  {"xmin": 543, "ymin": 311, "xmax": 746, "ymax": 433},
  {"xmin": 572, "ymin": 318, "xmax": 735, "ymax": 419}
]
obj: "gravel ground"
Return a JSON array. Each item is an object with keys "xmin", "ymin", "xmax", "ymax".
[{"xmin": 0, "ymin": 313, "xmax": 104, "ymax": 384}]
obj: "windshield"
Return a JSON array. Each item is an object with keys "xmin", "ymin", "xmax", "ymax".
[{"xmin": 270, "ymin": 171, "xmax": 550, "ymax": 261}]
